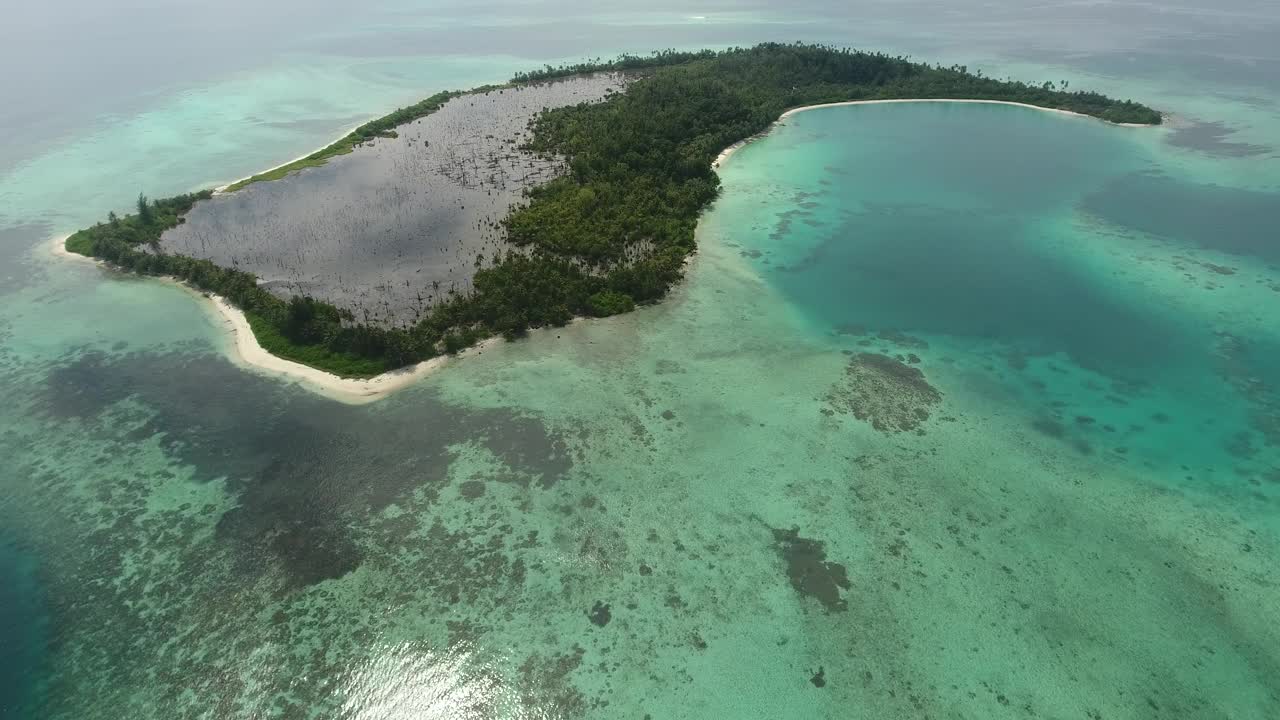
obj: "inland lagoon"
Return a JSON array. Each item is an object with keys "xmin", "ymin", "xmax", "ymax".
[
  {"xmin": 160, "ymin": 74, "xmax": 628, "ymax": 327},
  {"xmin": 3, "ymin": 3, "xmax": 1280, "ymax": 719}
]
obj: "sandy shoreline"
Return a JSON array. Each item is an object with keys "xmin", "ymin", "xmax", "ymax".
[
  {"xmin": 713, "ymin": 98, "xmax": 1156, "ymax": 169},
  {"xmin": 48, "ymin": 235, "xmax": 495, "ymax": 404},
  {"xmin": 48, "ymin": 234, "xmax": 81, "ymax": 262},
  {"xmin": 213, "ymin": 121, "xmax": 368, "ymax": 193},
  {"xmin": 197, "ymin": 292, "xmax": 496, "ymax": 405}
]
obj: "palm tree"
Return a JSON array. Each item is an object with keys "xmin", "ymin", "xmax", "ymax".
[{"xmin": 136, "ymin": 193, "xmax": 153, "ymax": 225}]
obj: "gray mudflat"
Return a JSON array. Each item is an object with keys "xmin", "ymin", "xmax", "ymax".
[{"xmin": 160, "ymin": 73, "xmax": 627, "ymax": 326}]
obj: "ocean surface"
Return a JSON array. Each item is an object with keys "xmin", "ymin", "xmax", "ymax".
[{"xmin": 2, "ymin": 1, "xmax": 1279, "ymax": 718}]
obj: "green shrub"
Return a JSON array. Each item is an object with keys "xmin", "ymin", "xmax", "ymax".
[{"xmin": 587, "ymin": 291, "xmax": 636, "ymax": 317}]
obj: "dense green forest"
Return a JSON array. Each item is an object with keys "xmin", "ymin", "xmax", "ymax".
[
  {"xmin": 511, "ymin": 49, "xmax": 720, "ymax": 83},
  {"xmin": 66, "ymin": 43, "xmax": 1161, "ymax": 377}
]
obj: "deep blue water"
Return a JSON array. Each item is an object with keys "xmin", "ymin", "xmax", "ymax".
[{"xmin": 0, "ymin": 535, "xmax": 46, "ymax": 719}]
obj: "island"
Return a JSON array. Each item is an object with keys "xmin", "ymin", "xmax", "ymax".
[{"xmin": 62, "ymin": 43, "xmax": 1161, "ymax": 385}]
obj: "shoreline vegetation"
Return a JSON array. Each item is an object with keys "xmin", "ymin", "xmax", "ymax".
[
  {"xmin": 61, "ymin": 43, "xmax": 1162, "ymax": 394},
  {"xmin": 51, "ymin": 234, "xmax": 494, "ymax": 403},
  {"xmin": 219, "ymin": 90, "xmax": 463, "ymax": 192}
]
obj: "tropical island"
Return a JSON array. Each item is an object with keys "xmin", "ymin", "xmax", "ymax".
[{"xmin": 63, "ymin": 43, "xmax": 1161, "ymax": 384}]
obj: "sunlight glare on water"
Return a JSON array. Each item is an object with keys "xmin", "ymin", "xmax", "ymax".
[{"xmin": 339, "ymin": 641, "xmax": 517, "ymax": 720}]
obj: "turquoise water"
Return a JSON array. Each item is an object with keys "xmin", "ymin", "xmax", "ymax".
[
  {"xmin": 3, "ymin": 2, "xmax": 1280, "ymax": 718},
  {"xmin": 2, "ymin": 102, "xmax": 1276, "ymax": 718},
  {"xmin": 721, "ymin": 104, "xmax": 1280, "ymax": 497}
]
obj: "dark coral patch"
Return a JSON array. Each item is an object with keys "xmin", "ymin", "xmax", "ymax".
[
  {"xmin": 519, "ymin": 646, "xmax": 587, "ymax": 716},
  {"xmin": 1166, "ymin": 120, "xmax": 1271, "ymax": 158},
  {"xmin": 36, "ymin": 346, "xmax": 574, "ymax": 593},
  {"xmin": 876, "ymin": 329, "xmax": 929, "ymax": 349},
  {"xmin": 588, "ymin": 601, "xmax": 612, "ymax": 627},
  {"xmin": 826, "ymin": 353, "xmax": 942, "ymax": 433},
  {"xmin": 1214, "ymin": 331, "xmax": 1280, "ymax": 448},
  {"xmin": 1031, "ymin": 418, "xmax": 1066, "ymax": 439},
  {"xmin": 772, "ymin": 527, "xmax": 850, "ymax": 612}
]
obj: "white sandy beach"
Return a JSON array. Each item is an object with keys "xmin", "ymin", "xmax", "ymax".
[
  {"xmin": 198, "ymin": 292, "xmax": 490, "ymax": 405},
  {"xmin": 713, "ymin": 98, "xmax": 1156, "ymax": 169},
  {"xmin": 49, "ymin": 234, "xmax": 496, "ymax": 405}
]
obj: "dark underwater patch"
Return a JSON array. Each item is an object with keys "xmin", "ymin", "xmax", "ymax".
[
  {"xmin": 777, "ymin": 206, "xmax": 1190, "ymax": 376},
  {"xmin": 0, "ymin": 223, "xmax": 56, "ymax": 295},
  {"xmin": 37, "ymin": 345, "xmax": 573, "ymax": 591},
  {"xmin": 826, "ymin": 352, "xmax": 941, "ymax": 433},
  {"xmin": 588, "ymin": 601, "xmax": 611, "ymax": 627},
  {"xmin": 1081, "ymin": 172, "xmax": 1280, "ymax": 264},
  {"xmin": 519, "ymin": 645, "xmax": 587, "ymax": 717},
  {"xmin": 772, "ymin": 527, "xmax": 850, "ymax": 612},
  {"xmin": 1166, "ymin": 120, "xmax": 1271, "ymax": 158},
  {"xmin": 1214, "ymin": 331, "xmax": 1280, "ymax": 448}
]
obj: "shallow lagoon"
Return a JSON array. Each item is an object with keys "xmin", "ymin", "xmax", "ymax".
[{"xmin": 3, "ymin": 101, "xmax": 1277, "ymax": 718}]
